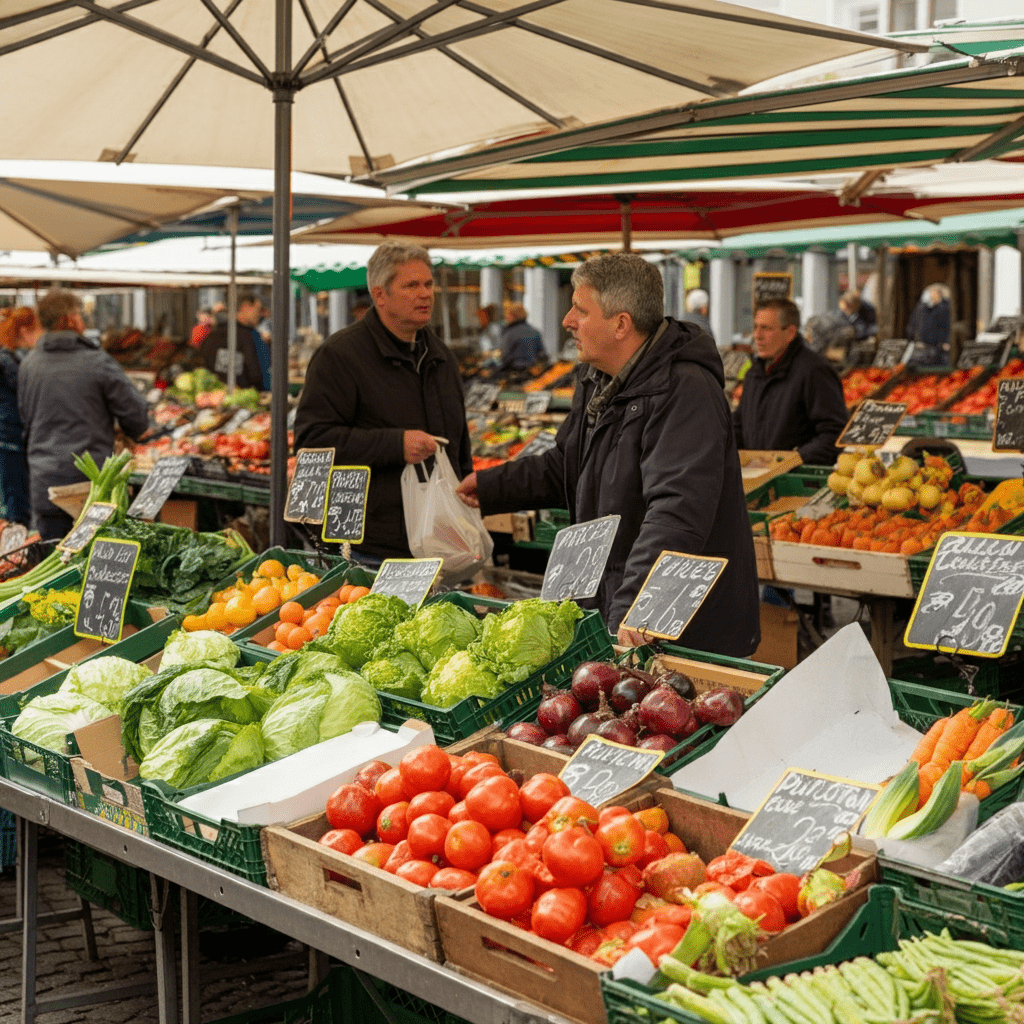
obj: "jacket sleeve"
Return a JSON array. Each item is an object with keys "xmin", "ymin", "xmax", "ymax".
[
  {"xmin": 732, "ymin": 401, "xmax": 746, "ymax": 450},
  {"xmin": 102, "ymin": 357, "xmax": 150, "ymax": 441},
  {"xmin": 796, "ymin": 363, "xmax": 848, "ymax": 466},
  {"xmin": 293, "ymin": 343, "xmax": 405, "ymax": 467}
]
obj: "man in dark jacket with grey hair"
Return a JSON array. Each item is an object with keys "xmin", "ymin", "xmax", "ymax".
[{"xmin": 457, "ymin": 253, "xmax": 760, "ymax": 657}]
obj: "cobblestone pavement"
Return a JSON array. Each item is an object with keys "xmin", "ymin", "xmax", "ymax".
[{"xmin": 0, "ymin": 829, "xmax": 311, "ymax": 1024}]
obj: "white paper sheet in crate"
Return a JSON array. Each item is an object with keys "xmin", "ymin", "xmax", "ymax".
[
  {"xmin": 177, "ymin": 720, "xmax": 435, "ymax": 826},
  {"xmin": 671, "ymin": 624, "xmax": 922, "ymax": 813}
]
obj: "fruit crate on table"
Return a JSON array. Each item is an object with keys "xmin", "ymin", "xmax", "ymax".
[
  {"xmin": 746, "ymin": 471, "xmax": 830, "ymax": 528},
  {"xmin": 533, "ymin": 508, "xmax": 571, "ymax": 548},
  {"xmin": 891, "ymin": 650, "xmax": 1024, "ymax": 702},
  {"xmin": 600, "ymin": 884, "xmax": 1016, "ymax": 1024},
  {"xmin": 894, "ymin": 408, "xmax": 993, "ymax": 440}
]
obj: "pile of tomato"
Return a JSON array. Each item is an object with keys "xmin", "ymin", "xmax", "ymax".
[
  {"xmin": 319, "ymin": 744, "xmax": 804, "ymax": 966},
  {"xmin": 841, "ymin": 366, "xmax": 895, "ymax": 407}
]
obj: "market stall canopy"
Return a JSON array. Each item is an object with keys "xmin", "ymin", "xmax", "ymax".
[{"xmin": 0, "ymin": 265, "xmax": 272, "ymax": 288}]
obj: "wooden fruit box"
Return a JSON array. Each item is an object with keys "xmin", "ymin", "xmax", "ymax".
[
  {"xmin": 752, "ymin": 523, "xmax": 774, "ymax": 581},
  {"xmin": 739, "ymin": 451, "xmax": 803, "ymax": 495},
  {"xmin": 769, "ymin": 539, "xmax": 914, "ymax": 598},
  {"xmin": 434, "ymin": 788, "xmax": 876, "ymax": 1024}
]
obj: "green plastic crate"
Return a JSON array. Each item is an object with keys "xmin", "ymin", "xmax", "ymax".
[
  {"xmin": 891, "ymin": 651, "xmax": 1024, "ymax": 702},
  {"xmin": 746, "ymin": 472, "xmax": 832, "ymax": 528},
  {"xmin": 0, "ymin": 808, "xmax": 14, "ymax": 870},
  {"xmin": 63, "ymin": 837, "xmax": 153, "ymax": 931},
  {"xmin": 533, "ymin": 508, "xmax": 571, "ymax": 549}
]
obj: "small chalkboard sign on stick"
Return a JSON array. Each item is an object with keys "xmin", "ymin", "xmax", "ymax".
[
  {"xmin": 836, "ymin": 398, "xmax": 908, "ymax": 449},
  {"xmin": 321, "ymin": 466, "xmax": 370, "ymax": 545},
  {"xmin": 729, "ymin": 768, "xmax": 880, "ymax": 875},
  {"xmin": 873, "ymin": 338, "xmax": 908, "ymax": 370},
  {"xmin": 127, "ymin": 455, "xmax": 190, "ymax": 520},
  {"xmin": 514, "ymin": 430, "xmax": 558, "ymax": 460},
  {"xmin": 558, "ymin": 735, "xmax": 664, "ymax": 806},
  {"xmin": 74, "ymin": 537, "xmax": 141, "ymax": 643},
  {"xmin": 619, "ymin": 551, "xmax": 727, "ymax": 641},
  {"xmin": 284, "ymin": 448, "xmax": 334, "ymax": 524},
  {"xmin": 904, "ymin": 531, "xmax": 1024, "ymax": 658},
  {"xmin": 993, "ymin": 378, "xmax": 1024, "ymax": 452},
  {"xmin": 57, "ymin": 502, "xmax": 117, "ymax": 555},
  {"xmin": 370, "ymin": 558, "xmax": 442, "ymax": 608},
  {"xmin": 541, "ymin": 515, "xmax": 620, "ymax": 602}
]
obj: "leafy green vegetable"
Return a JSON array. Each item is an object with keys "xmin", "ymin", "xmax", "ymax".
[
  {"xmin": 361, "ymin": 644, "xmax": 427, "ymax": 700},
  {"xmin": 475, "ymin": 599, "xmax": 583, "ymax": 684},
  {"xmin": 208, "ymin": 723, "xmax": 264, "ymax": 783},
  {"xmin": 394, "ymin": 601, "xmax": 481, "ymax": 670},
  {"xmin": 0, "ymin": 587, "xmax": 80, "ymax": 661},
  {"xmin": 259, "ymin": 649, "xmax": 352, "ymax": 695},
  {"xmin": 421, "ymin": 649, "xmax": 502, "ymax": 709},
  {"xmin": 222, "ymin": 387, "xmax": 262, "ymax": 411},
  {"xmin": 161, "ymin": 629, "xmax": 240, "ymax": 671},
  {"xmin": 322, "ymin": 593, "xmax": 412, "ymax": 668},
  {"xmin": 138, "ymin": 719, "xmax": 254, "ymax": 788},
  {"xmin": 60, "ymin": 655, "xmax": 153, "ymax": 716},
  {"xmin": 12, "ymin": 691, "xmax": 114, "ymax": 755}
]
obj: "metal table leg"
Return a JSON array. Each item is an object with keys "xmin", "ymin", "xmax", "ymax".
[
  {"xmin": 870, "ymin": 597, "xmax": 896, "ymax": 677},
  {"xmin": 20, "ymin": 816, "xmax": 37, "ymax": 1024},
  {"xmin": 181, "ymin": 885, "xmax": 201, "ymax": 1024},
  {"xmin": 150, "ymin": 874, "xmax": 179, "ymax": 1024}
]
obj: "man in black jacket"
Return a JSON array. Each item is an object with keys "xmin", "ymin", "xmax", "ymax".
[
  {"xmin": 456, "ymin": 253, "xmax": 759, "ymax": 657},
  {"xmin": 293, "ymin": 243, "xmax": 471, "ymax": 562},
  {"xmin": 733, "ymin": 299, "xmax": 848, "ymax": 467}
]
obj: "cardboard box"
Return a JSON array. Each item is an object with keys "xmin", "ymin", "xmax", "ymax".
[
  {"xmin": 434, "ymin": 787, "xmax": 876, "ymax": 1024},
  {"xmin": 753, "ymin": 602, "xmax": 799, "ymax": 671},
  {"xmin": 157, "ymin": 498, "xmax": 198, "ymax": 531}
]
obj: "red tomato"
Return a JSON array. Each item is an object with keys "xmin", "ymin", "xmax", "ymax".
[
  {"xmin": 383, "ymin": 840, "xmax": 414, "ymax": 874},
  {"xmin": 542, "ymin": 827, "xmax": 605, "ymax": 888},
  {"xmin": 733, "ymin": 889, "xmax": 786, "ymax": 933},
  {"xmin": 570, "ymin": 926, "xmax": 604, "ymax": 957},
  {"xmin": 518, "ymin": 773, "xmax": 571, "ymax": 824},
  {"xmin": 616, "ymin": 863, "xmax": 643, "ymax": 889},
  {"xmin": 476, "ymin": 861, "xmax": 536, "ymax": 920},
  {"xmin": 458, "ymin": 761, "xmax": 506, "ymax": 800},
  {"xmin": 634, "ymin": 904, "xmax": 692, "ymax": 930},
  {"xmin": 635, "ymin": 830, "xmax": 671, "ymax": 868},
  {"xmin": 749, "ymin": 873, "xmax": 801, "ymax": 922},
  {"xmin": 624, "ymin": 922, "xmax": 685, "ymax": 967},
  {"xmin": 531, "ymin": 887, "xmax": 588, "ymax": 945},
  {"xmin": 445, "ymin": 754, "xmax": 468, "ymax": 799},
  {"xmin": 465, "ymin": 775, "xmax": 523, "ymax": 832},
  {"xmin": 406, "ymin": 813, "xmax": 451, "ymax": 861},
  {"xmin": 491, "ymin": 828, "xmax": 527, "ymax": 855},
  {"xmin": 350, "ymin": 843, "xmax": 394, "ymax": 869},
  {"xmin": 353, "ymin": 759, "xmax": 392, "ymax": 793},
  {"xmin": 399, "ymin": 745, "xmax": 452, "ymax": 796},
  {"xmin": 374, "ymin": 768, "xmax": 410, "ymax": 806},
  {"xmin": 396, "ymin": 859, "xmax": 440, "ymax": 887},
  {"xmin": 597, "ymin": 806, "xmax": 633, "ymax": 826},
  {"xmin": 445, "ymin": 819, "xmax": 493, "ymax": 871},
  {"xmin": 588, "ymin": 871, "xmax": 641, "ymax": 927},
  {"xmin": 595, "ymin": 813, "xmax": 646, "ymax": 868},
  {"xmin": 325, "ymin": 783, "xmax": 382, "ymax": 837},
  {"xmin": 376, "ymin": 801, "xmax": 410, "ymax": 844},
  {"xmin": 462, "ymin": 751, "xmax": 501, "ymax": 767},
  {"xmin": 524, "ymin": 823, "xmax": 549, "ymax": 854},
  {"xmin": 542, "ymin": 796, "xmax": 599, "ymax": 834},
  {"xmin": 692, "ymin": 881, "xmax": 738, "ymax": 900},
  {"xmin": 602, "ymin": 920, "xmax": 639, "ymax": 943},
  {"xmin": 407, "ymin": 790, "xmax": 456, "ymax": 822},
  {"xmin": 431, "ymin": 867, "xmax": 478, "ymax": 890},
  {"xmin": 318, "ymin": 828, "xmax": 363, "ymax": 856},
  {"xmin": 448, "ymin": 801, "xmax": 472, "ymax": 824}
]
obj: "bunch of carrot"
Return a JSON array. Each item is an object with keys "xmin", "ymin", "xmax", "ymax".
[{"xmin": 910, "ymin": 699, "xmax": 1016, "ymax": 805}]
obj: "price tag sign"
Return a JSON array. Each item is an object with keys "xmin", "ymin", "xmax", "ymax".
[
  {"xmin": 284, "ymin": 448, "xmax": 334, "ymax": 524},
  {"xmin": 514, "ymin": 430, "xmax": 558, "ymax": 460},
  {"xmin": 729, "ymin": 768, "xmax": 879, "ymax": 874},
  {"xmin": 993, "ymin": 378, "xmax": 1024, "ymax": 452},
  {"xmin": 619, "ymin": 551, "xmax": 727, "ymax": 641},
  {"xmin": 872, "ymin": 338, "xmax": 908, "ymax": 370},
  {"xmin": 836, "ymin": 398, "xmax": 908, "ymax": 448},
  {"xmin": 465, "ymin": 382, "xmax": 500, "ymax": 411},
  {"xmin": 127, "ymin": 455, "xmax": 190, "ymax": 520},
  {"xmin": 558, "ymin": 736, "xmax": 664, "ymax": 806},
  {"xmin": 522, "ymin": 391, "xmax": 552, "ymax": 415},
  {"xmin": 904, "ymin": 532, "xmax": 1024, "ymax": 658},
  {"xmin": 370, "ymin": 558, "xmax": 442, "ymax": 608},
  {"xmin": 794, "ymin": 486, "xmax": 844, "ymax": 522},
  {"xmin": 541, "ymin": 515, "xmax": 620, "ymax": 602},
  {"xmin": 752, "ymin": 272, "xmax": 793, "ymax": 304},
  {"xmin": 321, "ymin": 466, "xmax": 370, "ymax": 545},
  {"xmin": 57, "ymin": 502, "xmax": 117, "ymax": 554},
  {"xmin": 74, "ymin": 537, "xmax": 141, "ymax": 643}
]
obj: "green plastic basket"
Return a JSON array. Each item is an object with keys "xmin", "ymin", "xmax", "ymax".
[
  {"xmin": 0, "ymin": 808, "xmax": 14, "ymax": 870},
  {"xmin": 533, "ymin": 508, "xmax": 571, "ymax": 549},
  {"xmin": 891, "ymin": 651, "xmax": 1024, "ymax": 702},
  {"xmin": 63, "ymin": 837, "xmax": 153, "ymax": 931},
  {"xmin": 746, "ymin": 473, "xmax": 830, "ymax": 528}
]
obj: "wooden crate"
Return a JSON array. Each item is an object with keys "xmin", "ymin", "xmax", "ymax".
[
  {"xmin": 739, "ymin": 451, "xmax": 803, "ymax": 495},
  {"xmin": 769, "ymin": 539, "xmax": 914, "ymax": 598},
  {"xmin": 47, "ymin": 481, "xmax": 92, "ymax": 520},
  {"xmin": 435, "ymin": 788, "xmax": 876, "ymax": 1024},
  {"xmin": 752, "ymin": 525, "xmax": 774, "ymax": 581}
]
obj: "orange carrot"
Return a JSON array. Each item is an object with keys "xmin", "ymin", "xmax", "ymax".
[
  {"xmin": 917, "ymin": 761, "xmax": 946, "ymax": 807},
  {"xmin": 928, "ymin": 701, "xmax": 994, "ymax": 772},
  {"xmin": 910, "ymin": 718, "xmax": 948, "ymax": 765},
  {"xmin": 963, "ymin": 706, "xmax": 1015, "ymax": 763},
  {"xmin": 966, "ymin": 778, "xmax": 992, "ymax": 800}
]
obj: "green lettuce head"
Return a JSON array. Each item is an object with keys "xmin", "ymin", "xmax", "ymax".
[
  {"xmin": 160, "ymin": 629, "xmax": 240, "ymax": 671},
  {"xmin": 323, "ymin": 593, "xmax": 412, "ymax": 668},
  {"xmin": 12, "ymin": 691, "xmax": 114, "ymax": 755},
  {"xmin": 361, "ymin": 643, "xmax": 427, "ymax": 700},
  {"xmin": 153, "ymin": 668, "xmax": 276, "ymax": 740},
  {"xmin": 394, "ymin": 600, "xmax": 482, "ymax": 670},
  {"xmin": 476, "ymin": 598, "xmax": 583, "ymax": 684},
  {"xmin": 138, "ymin": 719, "xmax": 263, "ymax": 788},
  {"xmin": 60, "ymin": 655, "xmax": 153, "ymax": 716},
  {"xmin": 421, "ymin": 649, "xmax": 502, "ymax": 709}
]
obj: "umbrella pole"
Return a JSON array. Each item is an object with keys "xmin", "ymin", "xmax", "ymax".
[
  {"xmin": 269, "ymin": 0, "xmax": 293, "ymax": 550},
  {"xmin": 226, "ymin": 206, "xmax": 239, "ymax": 393}
]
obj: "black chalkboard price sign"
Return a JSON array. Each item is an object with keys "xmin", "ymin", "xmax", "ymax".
[
  {"xmin": 619, "ymin": 551, "xmax": 727, "ymax": 640},
  {"xmin": 57, "ymin": 502, "xmax": 117, "ymax": 555},
  {"xmin": 993, "ymin": 378, "xmax": 1024, "ymax": 452},
  {"xmin": 729, "ymin": 768, "xmax": 880, "ymax": 874},
  {"xmin": 321, "ymin": 466, "xmax": 370, "ymax": 544},
  {"xmin": 558, "ymin": 735, "xmax": 664, "ymax": 806},
  {"xmin": 541, "ymin": 515, "xmax": 620, "ymax": 602},
  {"xmin": 74, "ymin": 537, "xmax": 141, "ymax": 643},
  {"xmin": 836, "ymin": 398, "xmax": 908, "ymax": 448},
  {"xmin": 284, "ymin": 448, "xmax": 334, "ymax": 524},
  {"xmin": 514, "ymin": 430, "xmax": 558, "ymax": 461},
  {"xmin": 370, "ymin": 558, "xmax": 442, "ymax": 608},
  {"xmin": 127, "ymin": 455, "xmax": 190, "ymax": 520},
  {"xmin": 872, "ymin": 338, "xmax": 911, "ymax": 370},
  {"xmin": 752, "ymin": 272, "xmax": 792, "ymax": 304},
  {"xmin": 904, "ymin": 531, "xmax": 1024, "ymax": 658}
]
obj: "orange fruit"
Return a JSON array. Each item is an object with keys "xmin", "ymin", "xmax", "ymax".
[
  {"xmin": 316, "ymin": 597, "xmax": 341, "ymax": 616},
  {"xmin": 222, "ymin": 624, "xmax": 237, "ymax": 635},
  {"xmin": 182, "ymin": 614, "xmax": 207, "ymax": 632},
  {"xmin": 224, "ymin": 594, "xmax": 257, "ymax": 627},
  {"xmin": 267, "ymin": 640, "xmax": 288, "ymax": 653},
  {"xmin": 279, "ymin": 601, "xmax": 305, "ymax": 625},
  {"xmin": 252, "ymin": 585, "xmax": 281, "ymax": 617},
  {"xmin": 347, "ymin": 586, "xmax": 370, "ymax": 603},
  {"xmin": 286, "ymin": 563, "xmax": 304, "ymax": 581},
  {"xmin": 205, "ymin": 602, "xmax": 228, "ymax": 632},
  {"xmin": 305, "ymin": 611, "xmax": 333, "ymax": 639},
  {"xmin": 286, "ymin": 625, "xmax": 312, "ymax": 650},
  {"xmin": 279, "ymin": 581, "xmax": 299, "ymax": 601},
  {"xmin": 295, "ymin": 572, "xmax": 320, "ymax": 593},
  {"xmin": 275, "ymin": 621, "xmax": 297, "ymax": 646},
  {"xmin": 255, "ymin": 558, "xmax": 285, "ymax": 579},
  {"xmin": 337, "ymin": 584, "xmax": 355, "ymax": 603}
]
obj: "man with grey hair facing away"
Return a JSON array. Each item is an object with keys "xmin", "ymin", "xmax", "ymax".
[
  {"xmin": 457, "ymin": 254, "xmax": 759, "ymax": 658},
  {"xmin": 294, "ymin": 243, "xmax": 471, "ymax": 563},
  {"xmin": 680, "ymin": 288, "xmax": 714, "ymax": 344}
]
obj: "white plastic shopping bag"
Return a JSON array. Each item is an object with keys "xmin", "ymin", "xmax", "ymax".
[{"xmin": 401, "ymin": 447, "xmax": 493, "ymax": 581}]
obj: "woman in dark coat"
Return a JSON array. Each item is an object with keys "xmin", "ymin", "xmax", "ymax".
[{"xmin": 0, "ymin": 307, "xmax": 41, "ymax": 525}]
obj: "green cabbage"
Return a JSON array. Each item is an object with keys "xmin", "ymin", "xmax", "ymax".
[
  {"xmin": 476, "ymin": 598, "xmax": 583, "ymax": 684},
  {"xmin": 160, "ymin": 629, "xmax": 240, "ymax": 671},
  {"xmin": 323, "ymin": 593, "xmax": 412, "ymax": 669},
  {"xmin": 208, "ymin": 723, "xmax": 265, "ymax": 783},
  {"xmin": 421, "ymin": 649, "xmax": 502, "ymax": 709},
  {"xmin": 60, "ymin": 655, "xmax": 153, "ymax": 715},
  {"xmin": 260, "ymin": 649, "xmax": 351, "ymax": 694},
  {"xmin": 138, "ymin": 719, "xmax": 261, "ymax": 788},
  {"xmin": 152, "ymin": 668, "xmax": 275, "ymax": 744},
  {"xmin": 12, "ymin": 691, "xmax": 114, "ymax": 755},
  {"xmin": 361, "ymin": 645, "xmax": 427, "ymax": 700},
  {"xmin": 394, "ymin": 601, "xmax": 482, "ymax": 670}
]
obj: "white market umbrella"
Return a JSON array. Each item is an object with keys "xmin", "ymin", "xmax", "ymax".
[{"xmin": 0, "ymin": 1, "xmax": 918, "ymax": 545}]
